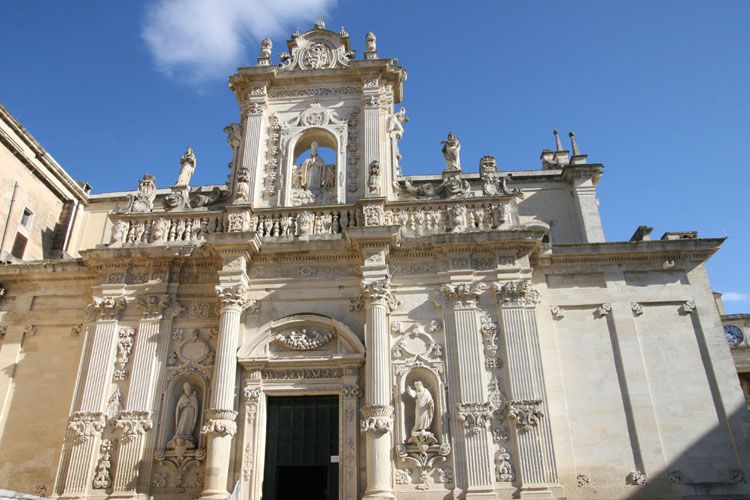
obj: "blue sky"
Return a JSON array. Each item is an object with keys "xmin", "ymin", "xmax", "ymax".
[{"xmin": 1, "ymin": 1, "xmax": 748, "ymax": 312}]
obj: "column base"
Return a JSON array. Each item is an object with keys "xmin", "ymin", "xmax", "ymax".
[
  {"xmin": 198, "ymin": 489, "xmax": 230, "ymax": 500},
  {"xmin": 363, "ymin": 488, "xmax": 395, "ymax": 499},
  {"xmin": 465, "ymin": 487, "xmax": 498, "ymax": 499},
  {"xmin": 518, "ymin": 486, "xmax": 556, "ymax": 499}
]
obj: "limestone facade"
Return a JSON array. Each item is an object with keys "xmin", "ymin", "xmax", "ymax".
[{"xmin": 1, "ymin": 21, "xmax": 750, "ymax": 500}]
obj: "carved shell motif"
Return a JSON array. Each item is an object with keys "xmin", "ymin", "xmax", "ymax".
[{"xmin": 275, "ymin": 328, "xmax": 335, "ymax": 350}]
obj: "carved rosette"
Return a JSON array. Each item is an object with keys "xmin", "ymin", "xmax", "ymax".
[
  {"xmin": 360, "ymin": 405, "xmax": 393, "ymax": 434},
  {"xmin": 85, "ymin": 296, "xmax": 128, "ymax": 321},
  {"xmin": 216, "ymin": 285, "xmax": 250, "ymax": 311},
  {"xmin": 201, "ymin": 409, "xmax": 238, "ymax": 436},
  {"xmin": 137, "ymin": 294, "xmax": 172, "ymax": 320},
  {"xmin": 361, "ymin": 278, "xmax": 399, "ymax": 312},
  {"xmin": 505, "ymin": 399, "xmax": 545, "ymax": 433},
  {"xmin": 456, "ymin": 402, "xmax": 495, "ymax": 435},
  {"xmin": 115, "ymin": 410, "xmax": 153, "ymax": 441},
  {"xmin": 493, "ymin": 280, "xmax": 541, "ymax": 307},
  {"xmin": 68, "ymin": 411, "xmax": 106, "ymax": 442},
  {"xmin": 440, "ymin": 283, "xmax": 486, "ymax": 309}
]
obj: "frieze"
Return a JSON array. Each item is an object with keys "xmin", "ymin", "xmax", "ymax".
[
  {"xmin": 269, "ymin": 86, "xmax": 361, "ymax": 98},
  {"xmin": 260, "ymin": 368, "xmax": 343, "ymax": 380},
  {"xmin": 251, "ymin": 264, "xmax": 359, "ymax": 279}
]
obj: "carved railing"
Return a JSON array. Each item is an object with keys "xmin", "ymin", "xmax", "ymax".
[{"xmin": 107, "ymin": 198, "xmax": 514, "ymax": 246}]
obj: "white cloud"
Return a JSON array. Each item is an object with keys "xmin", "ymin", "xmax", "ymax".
[
  {"xmin": 142, "ymin": 0, "xmax": 336, "ymax": 84},
  {"xmin": 722, "ymin": 292, "xmax": 748, "ymax": 303}
]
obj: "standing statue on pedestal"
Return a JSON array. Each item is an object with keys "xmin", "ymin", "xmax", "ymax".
[
  {"xmin": 441, "ymin": 132, "xmax": 461, "ymax": 172},
  {"xmin": 174, "ymin": 147, "xmax": 197, "ymax": 187},
  {"xmin": 291, "ymin": 141, "xmax": 335, "ymax": 205},
  {"xmin": 387, "ymin": 108, "xmax": 408, "ymax": 174},
  {"xmin": 167, "ymin": 383, "xmax": 199, "ymax": 450},
  {"xmin": 406, "ymin": 380, "xmax": 434, "ymax": 436}
]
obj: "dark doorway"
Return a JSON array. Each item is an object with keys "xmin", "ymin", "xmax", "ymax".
[{"xmin": 262, "ymin": 395, "xmax": 339, "ymax": 500}]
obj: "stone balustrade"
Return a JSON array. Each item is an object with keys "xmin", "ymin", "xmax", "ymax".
[{"xmin": 107, "ymin": 199, "xmax": 513, "ymax": 246}]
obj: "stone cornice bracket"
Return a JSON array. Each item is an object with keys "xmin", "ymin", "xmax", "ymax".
[
  {"xmin": 68, "ymin": 411, "xmax": 106, "ymax": 442},
  {"xmin": 136, "ymin": 294, "xmax": 172, "ymax": 320},
  {"xmin": 85, "ymin": 296, "xmax": 128, "ymax": 321},
  {"xmin": 505, "ymin": 399, "xmax": 545, "ymax": 433},
  {"xmin": 680, "ymin": 300, "xmax": 697, "ymax": 315},
  {"xmin": 359, "ymin": 405, "xmax": 393, "ymax": 433},
  {"xmin": 441, "ymin": 282, "xmax": 486, "ymax": 309},
  {"xmin": 201, "ymin": 409, "xmax": 239, "ymax": 436},
  {"xmin": 595, "ymin": 303, "xmax": 612, "ymax": 318},
  {"xmin": 361, "ymin": 277, "xmax": 399, "ymax": 312},
  {"xmin": 115, "ymin": 410, "xmax": 153, "ymax": 441},
  {"xmin": 492, "ymin": 280, "xmax": 541, "ymax": 308},
  {"xmin": 456, "ymin": 402, "xmax": 495, "ymax": 435},
  {"xmin": 216, "ymin": 284, "xmax": 251, "ymax": 311}
]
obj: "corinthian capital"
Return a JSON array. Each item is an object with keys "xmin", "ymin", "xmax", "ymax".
[
  {"xmin": 216, "ymin": 285, "xmax": 250, "ymax": 310},
  {"xmin": 359, "ymin": 405, "xmax": 393, "ymax": 434},
  {"xmin": 68, "ymin": 411, "xmax": 106, "ymax": 442},
  {"xmin": 115, "ymin": 410, "xmax": 153, "ymax": 441},
  {"xmin": 136, "ymin": 294, "xmax": 171, "ymax": 319},
  {"xmin": 493, "ymin": 280, "xmax": 541, "ymax": 307},
  {"xmin": 440, "ymin": 283, "xmax": 486, "ymax": 309},
  {"xmin": 200, "ymin": 409, "xmax": 238, "ymax": 436},
  {"xmin": 361, "ymin": 277, "xmax": 399, "ymax": 312},
  {"xmin": 85, "ymin": 296, "xmax": 128, "ymax": 321}
]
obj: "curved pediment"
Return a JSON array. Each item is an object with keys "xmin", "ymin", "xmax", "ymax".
[{"xmin": 279, "ymin": 22, "xmax": 355, "ymax": 72}]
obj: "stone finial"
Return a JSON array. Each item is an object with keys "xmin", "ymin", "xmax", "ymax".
[
  {"xmin": 339, "ymin": 26, "xmax": 349, "ymax": 37},
  {"xmin": 553, "ymin": 129, "xmax": 564, "ymax": 152},
  {"xmin": 291, "ymin": 27, "xmax": 301, "ymax": 39},
  {"xmin": 365, "ymin": 31, "xmax": 377, "ymax": 59},
  {"xmin": 257, "ymin": 37, "xmax": 272, "ymax": 66},
  {"xmin": 314, "ymin": 17, "xmax": 326, "ymax": 30},
  {"xmin": 569, "ymin": 131, "xmax": 581, "ymax": 156}
]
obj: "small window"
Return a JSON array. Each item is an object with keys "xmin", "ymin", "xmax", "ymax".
[
  {"xmin": 20, "ymin": 208, "xmax": 33, "ymax": 229},
  {"xmin": 11, "ymin": 233, "xmax": 27, "ymax": 259}
]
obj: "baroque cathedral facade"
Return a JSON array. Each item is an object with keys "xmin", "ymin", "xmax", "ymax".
[{"xmin": 0, "ymin": 20, "xmax": 749, "ymax": 500}]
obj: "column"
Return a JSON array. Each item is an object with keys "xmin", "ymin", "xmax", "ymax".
[
  {"xmin": 112, "ymin": 295, "xmax": 180, "ymax": 497},
  {"xmin": 62, "ymin": 296, "xmax": 127, "ymax": 497},
  {"xmin": 441, "ymin": 283, "xmax": 496, "ymax": 499},
  {"xmin": 235, "ymin": 87, "xmax": 266, "ymax": 205},
  {"xmin": 361, "ymin": 277, "xmax": 396, "ymax": 499},
  {"xmin": 494, "ymin": 280, "xmax": 558, "ymax": 499},
  {"xmin": 200, "ymin": 282, "xmax": 248, "ymax": 499}
]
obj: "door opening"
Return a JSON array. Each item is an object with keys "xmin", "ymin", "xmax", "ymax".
[{"xmin": 262, "ymin": 395, "xmax": 339, "ymax": 500}]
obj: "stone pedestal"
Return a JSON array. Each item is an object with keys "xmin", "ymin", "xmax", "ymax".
[
  {"xmin": 361, "ymin": 277, "xmax": 396, "ymax": 499},
  {"xmin": 441, "ymin": 283, "xmax": 496, "ymax": 499}
]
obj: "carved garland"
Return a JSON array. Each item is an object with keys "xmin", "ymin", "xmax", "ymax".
[{"xmin": 275, "ymin": 328, "xmax": 335, "ymax": 350}]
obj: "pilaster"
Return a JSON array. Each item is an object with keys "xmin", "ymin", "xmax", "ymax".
[
  {"xmin": 494, "ymin": 280, "xmax": 559, "ymax": 499},
  {"xmin": 62, "ymin": 295, "xmax": 127, "ymax": 497},
  {"xmin": 563, "ymin": 165, "xmax": 604, "ymax": 243},
  {"xmin": 362, "ymin": 76, "xmax": 383, "ymax": 198},
  {"xmin": 236, "ymin": 84, "xmax": 267, "ymax": 205},
  {"xmin": 441, "ymin": 282, "xmax": 496, "ymax": 499}
]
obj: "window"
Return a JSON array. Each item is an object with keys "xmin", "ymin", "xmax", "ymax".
[
  {"xmin": 11, "ymin": 233, "xmax": 27, "ymax": 259},
  {"xmin": 20, "ymin": 208, "xmax": 33, "ymax": 229}
]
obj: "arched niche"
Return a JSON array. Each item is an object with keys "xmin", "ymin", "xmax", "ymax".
[{"xmin": 279, "ymin": 103, "xmax": 349, "ymax": 207}]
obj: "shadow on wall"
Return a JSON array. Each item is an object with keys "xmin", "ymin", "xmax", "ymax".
[{"xmin": 615, "ymin": 404, "xmax": 750, "ymax": 499}]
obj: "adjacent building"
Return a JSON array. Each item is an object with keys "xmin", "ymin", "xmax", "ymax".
[{"xmin": 0, "ymin": 20, "xmax": 749, "ymax": 500}]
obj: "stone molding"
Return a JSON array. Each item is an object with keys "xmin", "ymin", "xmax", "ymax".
[
  {"xmin": 360, "ymin": 404, "xmax": 393, "ymax": 433},
  {"xmin": 440, "ymin": 283, "xmax": 485, "ymax": 309}
]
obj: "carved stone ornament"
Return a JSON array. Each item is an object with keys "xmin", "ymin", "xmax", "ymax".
[
  {"xmin": 275, "ymin": 328, "xmax": 335, "ymax": 350},
  {"xmin": 730, "ymin": 469, "xmax": 746, "ymax": 484},
  {"xmin": 114, "ymin": 326, "xmax": 135, "ymax": 381},
  {"xmin": 201, "ymin": 409, "xmax": 238, "ymax": 437},
  {"xmin": 123, "ymin": 174, "xmax": 157, "ymax": 213},
  {"xmin": 216, "ymin": 284, "xmax": 250, "ymax": 310},
  {"xmin": 441, "ymin": 283, "xmax": 486, "ymax": 309},
  {"xmin": 363, "ymin": 204, "xmax": 384, "ymax": 226},
  {"xmin": 506, "ymin": 399, "xmax": 545, "ymax": 433},
  {"xmin": 137, "ymin": 294, "xmax": 171, "ymax": 319},
  {"xmin": 680, "ymin": 300, "xmax": 697, "ymax": 315},
  {"xmin": 595, "ymin": 303, "xmax": 612, "ymax": 318},
  {"xmin": 631, "ymin": 302, "xmax": 644, "ymax": 316},
  {"xmin": 68, "ymin": 411, "xmax": 106, "ymax": 442},
  {"xmin": 493, "ymin": 280, "xmax": 541, "ymax": 307},
  {"xmin": 441, "ymin": 132, "xmax": 461, "ymax": 172},
  {"xmin": 85, "ymin": 296, "xmax": 127, "ymax": 321},
  {"xmin": 668, "ymin": 470, "xmax": 682, "ymax": 484},
  {"xmin": 577, "ymin": 474, "xmax": 591, "ymax": 487},
  {"xmin": 391, "ymin": 320, "xmax": 443, "ymax": 361},
  {"xmin": 367, "ymin": 160, "xmax": 381, "ymax": 194},
  {"xmin": 361, "ymin": 277, "xmax": 399, "ymax": 312},
  {"xmin": 628, "ymin": 470, "xmax": 647, "ymax": 485},
  {"xmin": 71, "ymin": 324, "xmax": 83, "ymax": 337},
  {"xmin": 495, "ymin": 446, "xmax": 514, "ymax": 482},
  {"xmin": 116, "ymin": 410, "xmax": 153, "ymax": 441},
  {"xmin": 456, "ymin": 402, "xmax": 496, "ymax": 435},
  {"xmin": 285, "ymin": 102, "xmax": 347, "ymax": 128},
  {"xmin": 360, "ymin": 405, "xmax": 393, "ymax": 433},
  {"xmin": 92, "ymin": 439, "xmax": 114, "ymax": 489},
  {"xmin": 479, "ymin": 316, "xmax": 501, "ymax": 370},
  {"xmin": 550, "ymin": 305, "xmax": 565, "ymax": 320},
  {"xmin": 395, "ymin": 437, "xmax": 451, "ymax": 490},
  {"xmin": 279, "ymin": 33, "xmax": 354, "ymax": 71}
]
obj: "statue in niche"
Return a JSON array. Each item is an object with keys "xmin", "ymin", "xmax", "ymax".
[
  {"xmin": 441, "ymin": 132, "xmax": 461, "ymax": 172},
  {"xmin": 406, "ymin": 380, "xmax": 435, "ymax": 437},
  {"xmin": 368, "ymin": 160, "xmax": 381, "ymax": 194},
  {"xmin": 291, "ymin": 141, "xmax": 335, "ymax": 205},
  {"xmin": 174, "ymin": 147, "xmax": 197, "ymax": 188},
  {"xmin": 167, "ymin": 382, "xmax": 199, "ymax": 450}
]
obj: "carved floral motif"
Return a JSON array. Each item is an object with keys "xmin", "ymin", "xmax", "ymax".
[
  {"xmin": 493, "ymin": 280, "xmax": 541, "ymax": 307},
  {"xmin": 114, "ymin": 327, "xmax": 135, "ymax": 381},
  {"xmin": 456, "ymin": 402, "xmax": 495, "ymax": 434},
  {"xmin": 92, "ymin": 439, "xmax": 114, "ymax": 489},
  {"xmin": 441, "ymin": 283, "xmax": 485, "ymax": 308},
  {"xmin": 506, "ymin": 399, "xmax": 544, "ymax": 433},
  {"xmin": 275, "ymin": 328, "xmax": 335, "ymax": 350},
  {"xmin": 116, "ymin": 410, "xmax": 153, "ymax": 441},
  {"xmin": 68, "ymin": 411, "xmax": 106, "ymax": 442},
  {"xmin": 495, "ymin": 446, "xmax": 513, "ymax": 481}
]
